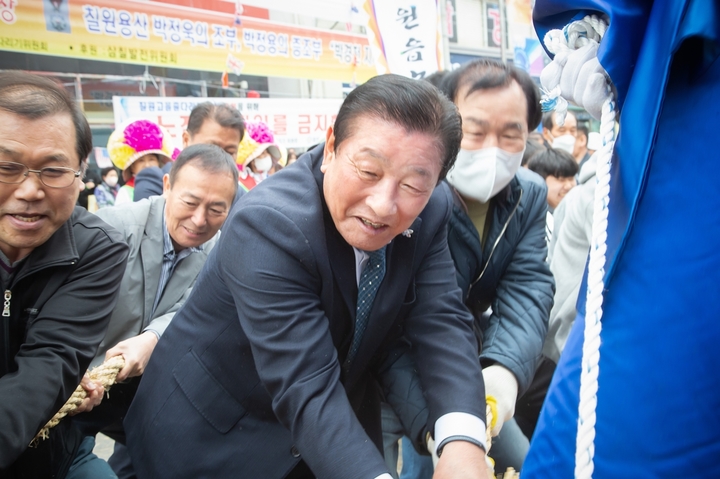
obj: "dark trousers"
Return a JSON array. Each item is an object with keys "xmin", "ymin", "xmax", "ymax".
[
  {"xmin": 514, "ymin": 356, "xmax": 556, "ymax": 440},
  {"xmin": 73, "ymin": 377, "xmax": 141, "ymax": 479}
]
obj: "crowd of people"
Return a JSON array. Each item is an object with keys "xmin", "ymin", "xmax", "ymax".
[{"xmin": 1, "ymin": 60, "xmax": 601, "ymax": 479}]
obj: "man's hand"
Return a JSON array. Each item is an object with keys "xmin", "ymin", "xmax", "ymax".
[
  {"xmin": 482, "ymin": 364, "xmax": 518, "ymax": 437},
  {"xmin": 433, "ymin": 441, "xmax": 490, "ymax": 479},
  {"xmin": 106, "ymin": 331, "xmax": 159, "ymax": 382},
  {"xmin": 70, "ymin": 373, "xmax": 105, "ymax": 415}
]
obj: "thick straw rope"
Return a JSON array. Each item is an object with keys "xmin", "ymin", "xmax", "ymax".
[
  {"xmin": 541, "ymin": 15, "xmax": 616, "ymax": 479},
  {"xmin": 30, "ymin": 355, "xmax": 125, "ymax": 446}
]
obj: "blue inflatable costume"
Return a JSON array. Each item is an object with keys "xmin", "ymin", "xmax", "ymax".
[{"xmin": 525, "ymin": 1, "xmax": 720, "ymax": 477}]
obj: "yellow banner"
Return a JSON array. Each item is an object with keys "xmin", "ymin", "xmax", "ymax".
[{"xmin": 0, "ymin": 0, "xmax": 376, "ymax": 83}]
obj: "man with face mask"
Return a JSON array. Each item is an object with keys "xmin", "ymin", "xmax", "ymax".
[
  {"xmin": 541, "ymin": 110, "xmax": 578, "ymax": 155},
  {"xmin": 383, "ymin": 59, "xmax": 555, "ymax": 477}
]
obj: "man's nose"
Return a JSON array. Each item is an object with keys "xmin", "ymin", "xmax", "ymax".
[
  {"xmin": 190, "ymin": 208, "xmax": 207, "ymax": 227},
  {"xmin": 13, "ymin": 173, "xmax": 45, "ymax": 201},
  {"xmin": 366, "ymin": 180, "xmax": 397, "ymax": 219},
  {"xmin": 482, "ymin": 135, "xmax": 499, "ymax": 149}
]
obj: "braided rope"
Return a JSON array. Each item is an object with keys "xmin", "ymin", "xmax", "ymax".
[
  {"xmin": 540, "ymin": 14, "xmax": 616, "ymax": 479},
  {"xmin": 30, "ymin": 356, "xmax": 125, "ymax": 446},
  {"xmin": 575, "ymin": 97, "xmax": 615, "ymax": 479}
]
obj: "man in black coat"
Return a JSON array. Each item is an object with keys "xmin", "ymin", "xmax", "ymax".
[
  {"xmin": 0, "ymin": 72, "xmax": 129, "ymax": 478},
  {"xmin": 125, "ymin": 74, "xmax": 490, "ymax": 479}
]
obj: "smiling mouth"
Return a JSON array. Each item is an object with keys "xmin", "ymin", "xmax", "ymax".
[
  {"xmin": 360, "ymin": 217, "xmax": 387, "ymax": 229},
  {"xmin": 12, "ymin": 214, "xmax": 42, "ymax": 222},
  {"xmin": 183, "ymin": 226, "xmax": 205, "ymax": 236}
]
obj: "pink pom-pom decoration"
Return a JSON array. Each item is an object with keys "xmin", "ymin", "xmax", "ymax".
[
  {"xmin": 245, "ymin": 121, "xmax": 275, "ymax": 144},
  {"xmin": 171, "ymin": 147, "xmax": 181, "ymax": 160},
  {"xmin": 123, "ymin": 120, "xmax": 164, "ymax": 152}
]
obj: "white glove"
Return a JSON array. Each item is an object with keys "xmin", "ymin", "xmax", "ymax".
[
  {"xmin": 540, "ymin": 41, "xmax": 610, "ymax": 121},
  {"xmin": 482, "ymin": 364, "xmax": 518, "ymax": 437}
]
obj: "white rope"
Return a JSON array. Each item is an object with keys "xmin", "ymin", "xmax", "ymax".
[
  {"xmin": 575, "ymin": 96, "xmax": 615, "ymax": 479},
  {"xmin": 540, "ymin": 14, "xmax": 616, "ymax": 479}
]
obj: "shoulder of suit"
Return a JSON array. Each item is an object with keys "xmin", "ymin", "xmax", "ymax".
[
  {"xmin": 96, "ymin": 196, "xmax": 159, "ymax": 223},
  {"xmin": 94, "ymin": 197, "xmax": 163, "ymax": 244},
  {"xmin": 238, "ymin": 161, "xmax": 321, "ymax": 220}
]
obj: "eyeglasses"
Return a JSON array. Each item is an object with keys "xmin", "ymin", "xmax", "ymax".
[{"xmin": 0, "ymin": 161, "xmax": 82, "ymax": 188}]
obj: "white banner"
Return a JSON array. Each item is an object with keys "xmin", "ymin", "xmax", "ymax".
[
  {"xmin": 364, "ymin": 0, "xmax": 442, "ymax": 79},
  {"xmin": 112, "ymin": 96, "xmax": 344, "ymax": 148}
]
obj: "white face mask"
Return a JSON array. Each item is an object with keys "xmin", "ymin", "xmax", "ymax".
[
  {"xmin": 551, "ymin": 134, "xmax": 577, "ymax": 155},
  {"xmin": 252, "ymin": 155, "xmax": 273, "ymax": 173},
  {"xmin": 105, "ymin": 176, "xmax": 118, "ymax": 187},
  {"xmin": 446, "ymin": 147, "xmax": 524, "ymax": 203}
]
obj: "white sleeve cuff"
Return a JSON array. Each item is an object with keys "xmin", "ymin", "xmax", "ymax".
[
  {"xmin": 374, "ymin": 474, "xmax": 394, "ymax": 479},
  {"xmin": 433, "ymin": 412, "xmax": 487, "ymax": 455}
]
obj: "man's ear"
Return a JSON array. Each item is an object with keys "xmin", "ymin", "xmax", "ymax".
[
  {"xmin": 542, "ymin": 127, "xmax": 553, "ymax": 143},
  {"xmin": 320, "ymin": 126, "xmax": 336, "ymax": 174},
  {"xmin": 182, "ymin": 130, "xmax": 190, "ymax": 149},
  {"xmin": 162, "ymin": 173, "xmax": 171, "ymax": 196}
]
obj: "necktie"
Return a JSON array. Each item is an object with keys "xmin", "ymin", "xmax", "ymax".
[{"xmin": 345, "ymin": 246, "xmax": 387, "ymax": 368}]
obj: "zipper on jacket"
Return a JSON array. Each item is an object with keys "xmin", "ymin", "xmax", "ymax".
[
  {"xmin": 2, "ymin": 289, "xmax": 10, "ymax": 317},
  {"xmin": 471, "ymin": 188, "xmax": 524, "ymax": 287},
  {"xmin": 2, "ymin": 289, "xmax": 8, "ymax": 375}
]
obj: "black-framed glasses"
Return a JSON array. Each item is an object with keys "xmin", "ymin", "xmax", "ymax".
[{"xmin": 0, "ymin": 161, "xmax": 82, "ymax": 188}]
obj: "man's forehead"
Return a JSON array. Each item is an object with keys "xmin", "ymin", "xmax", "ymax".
[
  {"xmin": 173, "ymin": 166, "xmax": 235, "ymax": 196},
  {"xmin": 0, "ymin": 110, "xmax": 80, "ymax": 165}
]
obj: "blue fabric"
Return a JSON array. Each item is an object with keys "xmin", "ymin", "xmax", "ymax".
[
  {"xmin": 345, "ymin": 246, "xmax": 386, "ymax": 367},
  {"xmin": 526, "ymin": 0, "xmax": 720, "ymax": 476}
]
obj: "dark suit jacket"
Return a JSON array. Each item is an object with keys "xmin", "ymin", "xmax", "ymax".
[{"xmin": 125, "ymin": 145, "xmax": 484, "ymax": 479}]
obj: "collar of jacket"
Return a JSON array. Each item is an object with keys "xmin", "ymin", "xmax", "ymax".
[
  {"xmin": 446, "ymin": 176, "xmax": 524, "ymax": 291},
  {"xmin": 14, "ymin": 207, "xmax": 81, "ymax": 283},
  {"xmin": 448, "ymin": 175, "xmax": 521, "ymax": 218}
]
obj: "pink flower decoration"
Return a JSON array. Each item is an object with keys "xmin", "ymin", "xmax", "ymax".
[
  {"xmin": 123, "ymin": 120, "xmax": 164, "ymax": 152},
  {"xmin": 245, "ymin": 121, "xmax": 275, "ymax": 144},
  {"xmin": 171, "ymin": 148, "xmax": 181, "ymax": 160}
]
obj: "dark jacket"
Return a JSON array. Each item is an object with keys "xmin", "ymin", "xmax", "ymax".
[
  {"xmin": 0, "ymin": 207, "xmax": 129, "ymax": 478},
  {"xmin": 124, "ymin": 145, "xmax": 484, "ymax": 479},
  {"xmin": 383, "ymin": 168, "xmax": 554, "ymax": 449},
  {"xmin": 449, "ymin": 167, "xmax": 554, "ymax": 392}
]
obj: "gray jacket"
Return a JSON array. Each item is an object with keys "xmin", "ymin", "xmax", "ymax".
[
  {"xmin": 93, "ymin": 196, "xmax": 218, "ymax": 366},
  {"xmin": 543, "ymin": 155, "xmax": 596, "ymax": 362}
]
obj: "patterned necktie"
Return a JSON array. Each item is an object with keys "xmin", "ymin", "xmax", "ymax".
[{"xmin": 345, "ymin": 246, "xmax": 387, "ymax": 368}]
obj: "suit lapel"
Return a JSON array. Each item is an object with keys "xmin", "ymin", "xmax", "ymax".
[
  {"xmin": 324, "ymin": 213, "xmax": 357, "ymax": 340},
  {"xmin": 153, "ymin": 250, "xmax": 207, "ymax": 315},
  {"xmin": 313, "ymin": 153, "xmax": 358, "ymax": 352},
  {"xmin": 140, "ymin": 198, "xmax": 165, "ymax": 323}
]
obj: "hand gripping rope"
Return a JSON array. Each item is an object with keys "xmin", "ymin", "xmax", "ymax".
[
  {"xmin": 30, "ymin": 356, "xmax": 125, "ymax": 447},
  {"xmin": 540, "ymin": 14, "xmax": 616, "ymax": 479}
]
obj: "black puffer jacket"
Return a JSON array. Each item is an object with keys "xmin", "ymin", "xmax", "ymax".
[
  {"xmin": 0, "ymin": 207, "xmax": 128, "ymax": 478},
  {"xmin": 382, "ymin": 168, "xmax": 554, "ymax": 448},
  {"xmin": 448, "ymin": 167, "xmax": 554, "ymax": 392}
]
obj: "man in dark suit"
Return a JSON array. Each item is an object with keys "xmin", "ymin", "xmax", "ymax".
[{"xmin": 125, "ymin": 74, "xmax": 489, "ymax": 479}]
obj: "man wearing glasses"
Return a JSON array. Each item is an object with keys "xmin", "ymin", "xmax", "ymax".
[{"xmin": 0, "ymin": 71, "xmax": 129, "ymax": 478}]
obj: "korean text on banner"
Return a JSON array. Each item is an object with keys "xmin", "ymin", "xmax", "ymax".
[
  {"xmin": 113, "ymin": 97, "xmax": 344, "ymax": 149},
  {"xmin": 0, "ymin": 0, "xmax": 376, "ymax": 83},
  {"xmin": 364, "ymin": 0, "xmax": 443, "ymax": 79}
]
